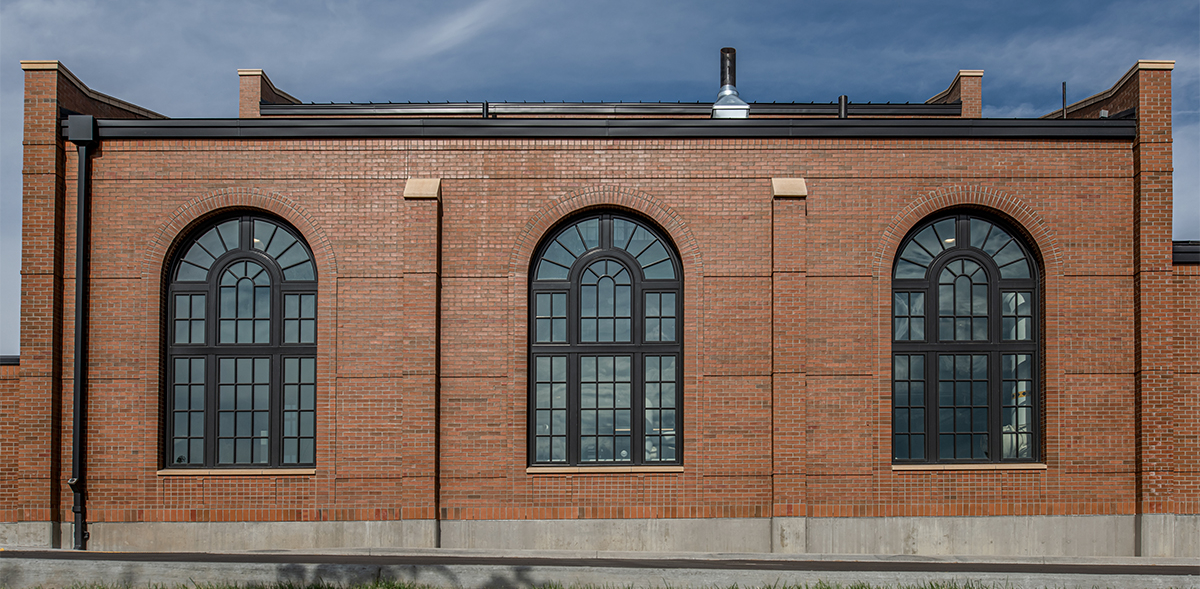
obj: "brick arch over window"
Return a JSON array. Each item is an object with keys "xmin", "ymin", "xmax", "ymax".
[
  {"xmin": 510, "ymin": 186, "xmax": 702, "ymax": 279},
  {"xmin": 144, "ymin": 188, "xmax": 337, "ymax": 284},
  {"xmin": 874, "ymin": 186, "xmax": 1061, "ymax": 282}
]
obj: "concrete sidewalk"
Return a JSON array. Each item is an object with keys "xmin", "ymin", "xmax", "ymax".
[{"xmin": 0, "ymin": 546, "xmax": 1196, "ymax": 588}]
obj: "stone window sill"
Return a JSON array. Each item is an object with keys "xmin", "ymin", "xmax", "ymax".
[
  {"xmin": 157, "ymin": 468, "xmax": 316, "ymax": 476},
  {"xmin": 892, "ymin": 463, "xmax": 1046, "ymax": 472},
  {"xmin": 527, "ymin": 466, "xmax": 684, "ymax": 475}
]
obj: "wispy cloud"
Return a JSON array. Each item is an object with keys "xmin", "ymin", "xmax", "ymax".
[{"xmin": 415, "ymin": 0, "xmax": 524, "ymax": 58}]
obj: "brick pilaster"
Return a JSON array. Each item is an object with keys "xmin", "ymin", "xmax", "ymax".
[
  {"xmin": 926, "ymin": 70, "xmax": 983, "ymax": 118},
  {"xmin": 238, "ymin": 69, "xmax": 301, "ymax": 118},
  {"xmin": 1129, "ymin": 62, "xmax": 1176, "ymax": 555}
]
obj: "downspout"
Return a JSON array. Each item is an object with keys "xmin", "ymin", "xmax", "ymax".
[{"xmin": 66, "ymin": 115, "xmax": 96, "ymax": 550}]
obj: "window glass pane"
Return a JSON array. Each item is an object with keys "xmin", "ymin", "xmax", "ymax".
[
  {"xmin": 894, "ymin": 259, "xmax": 926, "ymax": 279},
  {"xmin": 215, "ymin": 356, "xmax": 273, "ymax": 466},
  {"xmin": 624, "ymin": 227, "xmax": 656, "ymax": 258},
  {"xmin": 214, "ymin": 220, "xmax": 239, "ymax": 251},
  {"xmin": 646, "ymin": 291, "xmax": 678, "ymax": 342},
  {"xmin": 612, "ymin": 219, "xmax": 635, "ymax": 250},
  {"xmin": 643, "ymin": 259, "xmax": 675, "ymax": 280},
  {"xmin": 536, "ymin": 260, "xmax": 570, "ymax": 281},
  {"xmin": 299, "ymin": 439, "xmax": 314, "ymax": 463},
  {"xmin": 982, "ymin": 226, "xmax": 1011, "ymax": 257},
  {"xmin": 252, "ymin": 220, "xmax": 275, "ymax": 252},
  {"xmin": 935, "ymin": 354, "xmax": 989, "ymax": 460},
  {"xmin": 637, "ymin": 242, "xmax": 671, "ymax": 276},
  {"xmin": 581, "ymin": 261, "xmax": 631, "ymax": 343},
  {"xmin": 892, "ymin": 355, "xmax": 925, "ymax": 461},
  {"xmin": 542, "ymin": 241, "xmax": 576, "ymax": 270},
  {"xmin": 577, "ymin": 219, "xmax": 600, "ymax": 250},
  {"xmin": 932, "ymin": 219, "xmax": 957, "ymax": 251},
  {"xmin": 999, "ymin": 258, "xmax": 1031, "ymax": 279},
  {"xmin": 939, "ymin": 261, "xmax": 987, "ymax": 342},
  {"xmin": 992, "ymin": 239, "xmax": 1024, "ymax": 269},
  {"xmin": 184, "ymin": 239, "xmax": 218, "ymax": 270},
  {"xmin": 171, "ymin": 357, "xmax": 205, "ymax": 465},
  {"xmin": 581, "ymin": 355, "xmax": 632, "ymax": 463},
  {"xmin": 969, "ymin": 218, "xmax": 991, "ymax": 250},
  {"xmin": 644, "ymin": 355, "xmax": 677, "ymax": 462},
  {"xmin": 281, "ymin": 356, "xmax": 316, "ymax": 465},
  {"xmin": 1002, "ymin": 291, "xmax": 1034, "ymax": 341},
  {"xmin": 532, "ymin": 355, "xmax": 569, "ymax": 463},
  {"xmin": 912, "ymin": 226, "xmax": 944, "ymax": 259},
  {"xmin": 265, "ymin": 229, "xmax": 296, "ymax": 260},
  {"xmin": 894, "ymin": 292, "xmax": 925, "ymax": 341},
  {"xmin": 557, "ymin": 230, "xmax": 587, "ymax": 257},
  {"xmin": 275, "ymin": 242, "xmax": 310, "ymax": 272}
]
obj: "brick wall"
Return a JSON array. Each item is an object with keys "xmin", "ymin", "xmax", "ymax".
[
  {"xmin": 8, "ymin": 62, "xmax": 1196, "ymax": 540},
  {"xmin": 1173, "ymin": 265, "xmax": 1199, "ymax": 516},
  {"xmin": 35, "ymin": 133, "xmax": 1153, "ymax": 525},
  {"xmin": 0, "ymin": 363, "xmax": 19, "ymax": 524}
]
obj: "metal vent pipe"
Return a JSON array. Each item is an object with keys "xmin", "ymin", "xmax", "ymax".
[
  {"xmin": 838, "ymin": 95, "xmax": 848, "ymax": 119},
  {"xmin": 721, "ymin": 47, "xmax": 736, "ymax": 88},
  {"xmin": 712, "ymin": 47, "xmax": 749, "ymax": 119}
]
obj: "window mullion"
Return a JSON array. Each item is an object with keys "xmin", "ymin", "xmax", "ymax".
[
  {"xmin": 205, "ymin": 351, "xmax": 217, "ymax": 468},
  {"xmin": 568, "ymin": 352, "xmax": 579, "ymax": 465}
]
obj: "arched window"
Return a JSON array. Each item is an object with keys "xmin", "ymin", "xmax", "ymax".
[
  {"xmin": 892, "ymin": 213, "xmax": 1039, "ymax": 463},
  {"xmin": 166, "ymin": 214, "xmax": 317, "ymax": 468},
  {"xmin": 529, "ymin": 213, "xmax": 682, "ymax": 466}
]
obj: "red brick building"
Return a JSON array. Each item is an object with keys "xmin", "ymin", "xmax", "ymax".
[{"xmin": 3, "ymin": 56, "xmax": 1196, "ymax": 556}]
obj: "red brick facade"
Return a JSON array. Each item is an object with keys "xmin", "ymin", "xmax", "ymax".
[{"xmin": 4, "ymin": 60, "xmax": 1195, "ymax": 555}]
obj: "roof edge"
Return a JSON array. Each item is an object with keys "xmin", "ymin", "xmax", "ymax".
[
  {"xmin": 1041, "ymin": 60, "xmax": 1175, "ymax": 119},
  {"xmin": 21, "ymin": 60, "xmax": 167, "ymax": 120},
  {"xmin": 238, "ymin": 69, "xmax": 301, "ymax": 105},
  {"xmin": 76, "ymin": 116, "xmax": 1137, "ymax": 141}
]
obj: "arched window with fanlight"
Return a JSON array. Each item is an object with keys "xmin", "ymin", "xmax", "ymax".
[
  {"xmin": 166, "ymin": 214, "xmax": 317, "ymax": 468},
  {"xmin": 529, "ymin": 212, "xmax": 682, "ymax": 466},
  {"xmin": 892, "ymin": 213, "xmax": 1039, "ymax": 463}
]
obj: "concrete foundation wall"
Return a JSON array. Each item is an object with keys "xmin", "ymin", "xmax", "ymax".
[
  {"xmin": 1139, "ymin": 514, "xmax": 1200, "ymax": 557},
  {"xmin": 84, "ymin": 520, "xmax": 438, "ymax": 552},
  {"xmin": 0, "ymin": 522, "xmax": 62, "ymax": 548},
  {"xmin": 6, "ymin": 515, "xmax": 1196, "ymax": 557},
  {"xmin": 782, "ymin": 515, "xmax": 1140, "ymax": 557},
  {"xmin": 440, "ymin": 518, "xmax": 771, "ymax": 553}
]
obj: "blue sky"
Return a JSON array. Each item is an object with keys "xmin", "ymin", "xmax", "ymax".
[{"xmin": 1, "ymin": 0, "xmax": 1197, "ymax": 355}]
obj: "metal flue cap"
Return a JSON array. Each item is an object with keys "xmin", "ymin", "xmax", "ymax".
[{"xmin": 712, "ymin": 47, "xmax": 748, "ymax": 119}]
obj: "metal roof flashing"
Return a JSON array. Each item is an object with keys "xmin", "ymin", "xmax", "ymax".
[{"xmin": 69, "ymin": 116, "xmax": 1137, "ymax": 141}]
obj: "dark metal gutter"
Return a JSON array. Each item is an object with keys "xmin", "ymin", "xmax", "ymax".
[
  {"xmin": 76, "ymin": 117, "xmax": 1135, "ymax": 140},
  {"xmin": 1175, "ymin": 240, "xmax": 1200, "ymax": 264},
  {"xmin": 260, "ymin": 102, "xmax": 963, "ymax": 118},
  {"xmin": 0, "ymin": 355, "xmax": 18, "ymax": 366},
  {"xmin": 66, "ymin": 115, "xmax": 96, "ymax": 550}
]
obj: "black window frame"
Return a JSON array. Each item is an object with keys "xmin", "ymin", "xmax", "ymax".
[
  {"xmin": 164, "ymin": 213, "xmax": 318, "ymax": 469},
  {"xmin": 529, "ymin": 212, "xmax": 683, "ymax": 467},
  {"xmin": 892, "ymin": 212, "xmax": 1041, "ymax": 464}
]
